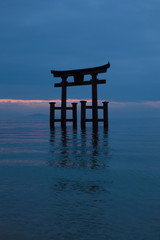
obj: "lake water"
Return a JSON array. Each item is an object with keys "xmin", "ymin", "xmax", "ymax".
[{"xmin": 0, "ymin": 118, "xmax": 160, "ymax": 240}]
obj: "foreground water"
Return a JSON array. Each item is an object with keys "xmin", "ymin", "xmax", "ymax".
[{"xmin": 0, "ymin": 118, "xmax": 160, "ymax": 240}]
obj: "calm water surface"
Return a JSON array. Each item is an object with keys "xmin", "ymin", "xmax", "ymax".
[{"xmin": 0, "ymin": 118, "xmax": 160, "ymax": 240}]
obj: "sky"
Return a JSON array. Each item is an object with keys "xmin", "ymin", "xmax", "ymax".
[{"xmin": 0, "ymin": 0, "xmax": 160, "ymax": 118}]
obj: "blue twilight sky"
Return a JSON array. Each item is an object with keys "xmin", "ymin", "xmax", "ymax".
[{"xmin": 0, "ymin": 0, "xmax": 160, "ymax": 102}]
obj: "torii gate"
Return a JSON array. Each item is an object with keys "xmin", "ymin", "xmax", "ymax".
[{"xmin": 50, "ymin": 62, "xmax": 110, "ymax": 129}]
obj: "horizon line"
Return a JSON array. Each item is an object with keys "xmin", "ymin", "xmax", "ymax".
[
  {"xmin": 0, "ymin": 99, "xmax": 160, "ymax": 108},
  {"xmin": 0, "ymin": 98, "xmax": 160, "ymax": 103}
]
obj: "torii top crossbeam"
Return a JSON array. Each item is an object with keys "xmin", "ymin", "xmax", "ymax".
[
  {"xmin": 51, "ymin": 62, "xmax": 110, "ymax": 77},
  {"xmin": 51, "ymin": 62, "xmax": 110, "ymax": 87}
]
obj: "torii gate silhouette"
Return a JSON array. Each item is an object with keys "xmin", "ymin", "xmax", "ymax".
[{"xmin": 50, "ymin": 61, "xmax": 110, "ymax": 129}]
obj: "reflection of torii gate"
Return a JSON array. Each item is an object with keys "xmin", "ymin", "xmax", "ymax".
[{"xmin": 49, "ymin": 62, "xmax": 110, "ymax": 129}]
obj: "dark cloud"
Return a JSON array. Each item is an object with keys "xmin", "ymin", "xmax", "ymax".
[{"xmin": 0, "ymin": 0, "xmax": 160, "ymax": 101}]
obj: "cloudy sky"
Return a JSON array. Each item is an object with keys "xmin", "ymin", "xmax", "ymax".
[{"xmin": 0, "ymin": 0, "xmax": 160, "ymax": 117}]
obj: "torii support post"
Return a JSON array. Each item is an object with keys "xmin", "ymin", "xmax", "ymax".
[
  {"xmin": 80, "ymin": 101, "xmax": 87, "ymax": 129},
  {"xmin": 102, "ymin": 101, "xmax": 109, "ymax": 129},
  {"xmin": 61, "ymin": 76, "xmax": 67, "ymax": 128},
  {"xmin": 49, "ymin": 102, "xmax": 56, "ymax": 128},
  {"xmin": 72, "ymin": 103, "xmax": 78, "ymax": 129},
  {"xmin": 91, "ymin": 73, "xmax": 98, "ymax": 129}
]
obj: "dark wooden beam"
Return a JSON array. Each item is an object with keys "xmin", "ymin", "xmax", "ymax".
[
  {"xmin": 61, "ymin": 77, "xmax": 67, "ymax": 128},
  {"xmin": 92, "ymin": 74, "xmax": 98, "ymax": 129},
  {"xmin": 51, "ymin": 62, "xmax": 110, "ymax": 78},
  {"xmin": 80, "ymin": 101, "xmax": 87, "ymax": 129},
  {"xmin": 54, "ymin": 79, "xmax": 106, "ymax": 88},
  {"xmin": 72, "ymin": 103, "xmax": 77, "ymax": 129},
  {"xmin": 85, "ymin": 106, "xmax": 104, "ymax": 109},
  {"xmin": 103, "ymin": 101, "xmax": 109, "ymax": 129},
  {"xmin": 49, "ymin": 102, "xmax": 56, "ymax": 127}
]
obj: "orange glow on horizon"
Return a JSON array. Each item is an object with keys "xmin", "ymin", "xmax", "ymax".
[
  {"xmin": 0, "ymin": 99, "xmax": 92, "ymax": 103},
  {"xmin": 0, "ymin": 99, "xmax": 92, "ymax": 104},
  {"xmin": 0, "ymin": 99, "xmax": 160, "ymax": 108}
]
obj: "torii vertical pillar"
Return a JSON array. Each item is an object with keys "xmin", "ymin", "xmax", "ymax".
[
  {"xmin": 92, "ymin": 73, "xmax": 98, "ymax": 129},
  {"xmin": 102, "ymin": 101, "xmax": 109, "ymax": 129},
  {"xmin": 61, "ymin": 76, "xmax": 67, "ymax": 128},
  {"xmin": 80, "ymin": 101, "xmax": 87, "ymax": 129},
  {"xmin": 49, "ymin": 102, "xmax": 56, "ymax": 128},
  {"xmin": 72, "ymin": 102, "xmax": 78, "ymax": 129}
]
